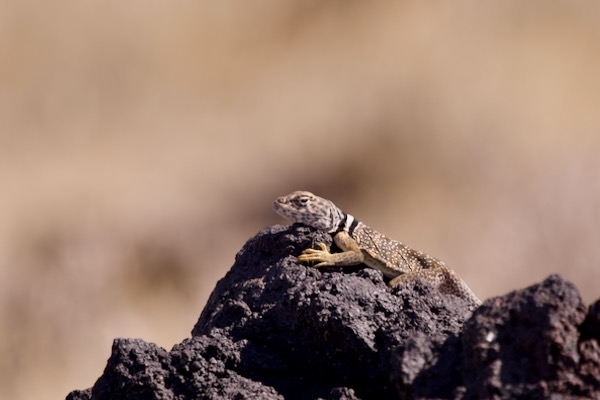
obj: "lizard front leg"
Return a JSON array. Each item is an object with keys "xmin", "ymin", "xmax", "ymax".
[{"xmin": 298, "ymin": 231, "xmax": 365, "ymax": 268}]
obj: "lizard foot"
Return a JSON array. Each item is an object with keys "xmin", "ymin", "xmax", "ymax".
[{"xmin": 297, "ymin": 242, "xmax": 335, "ymax": 268}]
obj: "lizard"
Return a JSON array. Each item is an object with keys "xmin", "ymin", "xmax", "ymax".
[{"xmin": 273, "ymin": 190, "xmax": 482, "ymax": 306}]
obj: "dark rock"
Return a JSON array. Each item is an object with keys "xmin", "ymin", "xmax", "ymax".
[
  {"xmin": 191, "ymin": 224, "xmax": 475, "ymax": 399},
  {"xmin": 66, "ymin": 389, "xmax": 91, "ymax": 400},
  {"xmin": 67, "ymin": 225, "xmax": 600, "ymax": 400},
  {"xmin": 581, "ymin": 299, "xmax": 600, "ymax": 342},
  {"xmin": 459, "ymin": 274, "xmax": 593, "ymax": 400}
]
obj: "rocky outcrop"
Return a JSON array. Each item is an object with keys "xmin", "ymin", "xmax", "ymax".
[{"xmin": 67, "ymin": 224, "xmax": 600, "ymax": 400}]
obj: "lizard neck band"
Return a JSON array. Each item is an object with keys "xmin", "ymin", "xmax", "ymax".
[{"xmin": 332, "ymin": 213, "xmax": 359, "ymax": 236}]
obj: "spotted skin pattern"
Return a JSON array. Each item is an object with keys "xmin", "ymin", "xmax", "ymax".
[{"xmin": 273, "ymin": 191, "xmax": 481, "ymax": 306}]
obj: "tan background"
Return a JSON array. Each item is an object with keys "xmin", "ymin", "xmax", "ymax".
[{"xmin": 2, "ymin": 1, "xmax": 600, "ymax": 399}]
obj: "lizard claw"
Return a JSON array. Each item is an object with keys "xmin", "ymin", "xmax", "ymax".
[{"xmin": 298, "ymin": 242, "xmax": 334, "ymax": 268}]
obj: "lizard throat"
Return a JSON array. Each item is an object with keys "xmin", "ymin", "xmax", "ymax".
[{"xmin": 330, "ymin": 213, "xmax": 359, "ymax": 236}]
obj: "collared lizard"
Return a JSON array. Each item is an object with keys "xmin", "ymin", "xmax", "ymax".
[{"xmin": 273, "ymin": 190, "xmax": 481, "ymax": 306}]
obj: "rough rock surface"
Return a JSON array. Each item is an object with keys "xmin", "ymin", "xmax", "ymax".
[{"xmin": 67, "ymin": 224, "xmax": 600, "ymax": 400}]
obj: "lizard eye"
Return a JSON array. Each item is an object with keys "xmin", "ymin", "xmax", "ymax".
[{"xmin": 298, "ymin": 196, "xmax": 309, "ymax": 206}]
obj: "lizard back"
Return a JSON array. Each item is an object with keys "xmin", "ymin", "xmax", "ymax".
[{"xmin": 352, "ymin": 223, "xmax": 445, "ymax": 278}]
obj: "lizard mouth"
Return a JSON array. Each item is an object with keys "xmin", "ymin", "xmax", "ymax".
[{"xmin": 272, "ymin": 198, "xmax": 290, "ymax": 217}]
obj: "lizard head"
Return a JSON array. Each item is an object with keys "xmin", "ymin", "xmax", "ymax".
[{"xmin": 273, "ymin": 191, "xmax": 344, "ymax": 232}]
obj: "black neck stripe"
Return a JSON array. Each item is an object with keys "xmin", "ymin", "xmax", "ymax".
[
  {"xmin": 335, "ymin": 213, "xmax": 359, "ymax": 236},
  {"xmin": 348, "ymin": 217, "xmax": 358, "ymax": 236},
  {"xmin": 336, "ymin": 213, "xmax": 348, "ymax": 233}
]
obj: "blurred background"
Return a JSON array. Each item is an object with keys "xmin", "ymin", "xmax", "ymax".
[{"xmin": 2, "ymin": 1, "xmax": 600, "ymax": 399}]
